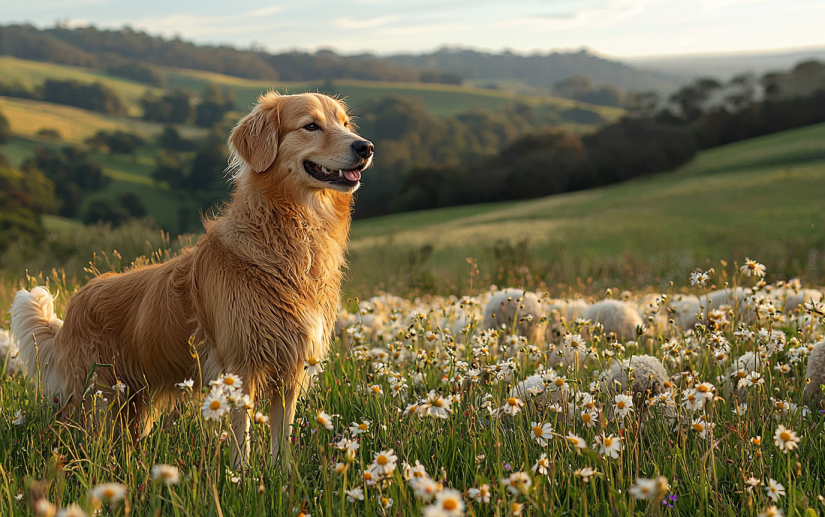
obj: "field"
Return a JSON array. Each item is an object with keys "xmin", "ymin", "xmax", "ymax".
[{"xmin": 0, "ymin": 97, "xmax": 824, "ymax": 516}]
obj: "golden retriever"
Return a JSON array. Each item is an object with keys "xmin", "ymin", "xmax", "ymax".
[{"xmin": 10, "ymin": 92, "xmax": 373, "ymax": 465}]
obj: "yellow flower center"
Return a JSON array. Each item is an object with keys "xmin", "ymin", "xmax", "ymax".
[
  {"xmin": 508, "ymin": 397, "xmax": 518, "ymax": 406},
  {"xmin": 604, "ymin": 437, "xmax": 613, "ymax": 447},
  {"xmin": 555, "ymin": 379, "xmax": 564, "ymax": 387},
  {"xmin": 358, "ymin": 423, "xmax": 368, "ymax": 431},
  {"xmin": 364, "ymin": 472, "xmax": 373, "ymax": 480},
  {"xmin": 582, "ymin": 413, "xmax": 592, "ymax": 423},
  {"xmin": 693, "ymin": 423, "xmax": 704, "ymax": 432},
  {"xmin": 617, "ymin": 401, "xmax": 625, "ymax": 409},
  {"xmin": 224, "ymin": 378, "xmax": 235, "ymax": 386},
  {"xmin": 308, "ymin": 358, "xmax": 318, "ymax": 366},
  {"xmin": 443, "ymin": 499, "xmax": 458, "ymax": 511},
  {"xmin": 533, "ymin": 426, "xmax": 543, "ymax": 437},
  {"xmin": 697, "ymin": 385, "xmax": 708, "ymax": 392},
  {"xmin": 103, "ymin": 489, "xmax": 115, "ymax": 498},
  {"xmin": 372, "ymin": 386, "xmax": 380, "ymax": 393},
  {"xmin": 780, "ymin": 431, "xmax": 791, "ymax": 442},
  {"xmin": 381, "ymin": 497, "xmax": 388, "ymax": 505},
  {"xmin": 209, "ymin": 400, "xmax": 221, "ymax": 410},
  {"xmin": 377, "ymin": 455, "xmax": 388, "ymax": 466}
]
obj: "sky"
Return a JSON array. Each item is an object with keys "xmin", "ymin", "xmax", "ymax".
[{"xmin": 2, "ymin": 0, "xmax": 824, "ymax": 58}]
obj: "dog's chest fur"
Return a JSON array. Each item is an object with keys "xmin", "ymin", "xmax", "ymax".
[{"xmin": 193, "ymin": 190, "xmax": 350, "ymax": 386}]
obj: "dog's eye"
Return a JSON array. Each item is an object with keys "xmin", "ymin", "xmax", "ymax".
[{"xmin": 303, "ymin": 123, "xmax": 321, "ymax": 131}]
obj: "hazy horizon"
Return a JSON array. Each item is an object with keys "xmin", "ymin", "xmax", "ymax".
[{"xmin": 2, "ymin": 0, "xmax": 823, "ymax": 59}]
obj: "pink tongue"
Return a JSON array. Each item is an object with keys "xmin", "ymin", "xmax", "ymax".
[{"xmin": 344, "ymin": 169, "xmax": 361, "ymax": 181}]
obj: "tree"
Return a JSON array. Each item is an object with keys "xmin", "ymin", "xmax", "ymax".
[
  {"xmin": 141, "ymin": 90, "xmax": 192, "ymax": 124},
  {"xmin": 626, "ymin": 91, "xmax": 661, "ymax": 118},
  {"xmin": 118, "ymin": 193, "xmax": 146, "ymax": 218},
  {"xmin": 85, "ymin": 130, "xmax": 144, "ymax": 155},
  {"xmin": 158, "ymin": 125, "xmax": 195, "ymax": 152},
  {"xmin": 194, "ymin": 85, "xmax": 235, "ymax": 128},
  {"xmin": 668, "ymin": 78, "xmax": 722, "ymax": 121},
  {"xmin": 83, "ymin": 199, "xmax": 130, "ymax": 227},
  {"xmin": 725, "ymin": 74, "xmax": 756, "ymax": 111},
  {"xmin": 0, "ymin": 153, "xmax": 57, "ymax": 251},
  {"xmin": 26, "ymin": 146, "xmax": 109, "ymax": 217},
  {"xmin": 553, "ymin": 75, "xmax": 593, "ymax": 100},
  {"xmin": 40, "ymin": 79, "xmax": 126, "ymax": 115}
]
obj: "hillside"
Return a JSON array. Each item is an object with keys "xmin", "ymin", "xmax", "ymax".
[
  {"xmin": 345, "ymin": 123, "xmax": 825, "ymax": 293},
  {"xmin": 0, "ymin": 24, "xmax": 680, "ymax": 95}
]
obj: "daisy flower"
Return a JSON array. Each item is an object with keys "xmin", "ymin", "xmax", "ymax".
[
  {"xmin": 304, "ymin": 357, "xmax": 323, "ymax": 377},
  {"xmin": 468, "ymin": 484, "xmax": 491, "ymax": 503},
  {"xmin": 151, "ymin": 464, "xmax": 180, "ymax": 485},
  {"xmin": 594, "ymin": 434, "xmax": 622, "ymax": 459},
  {"xmin": 177, "ymin": 379, "xmax": 195, "ymax": 391},
  {"xmin": 419, "ymin": 391, "xmax": 452, "ymax": 419},
  {"xmin": 499, "ymin": 396, "xmax": 524, "ymax": 416},
  {"xmin": 112, "ymin": 381, "xmax": 127, "ymax": 394},
  {"xmin": 56, "ymin": 503, "xmax": 86, "ymax": 517},
  {"xmin": 217, "ymin": 373, "xmax": 243, "ymax": 391},
  {"xmin": 530, "ymin": 421, "xmax": 553, "ymax": 446},
  {"xmin": 350, "ymin": 420, "xmax": 370, "ymax": 435},
  {"xmin": 567, "ymin": 433, "xmax": 587, "ymax": 453},
  {"xmin": 423, "ymin": 489, "xmax": 464, "ymax": 517},
  {"xmin": 691, "ymin": 417, "xmax": 713, "ymax": 438},
  {"xmin": 629, "ymin": 477, "xmax": 667, "ymax": 500},
  {"xmin": 371, "ymin": 449, "xmax": 398, "ymax": 476},
  {"xmin": 614, "ymin": 394, "xmax": 634, "ymax": 418},
  {"xmin": 315, "ymin": 411, "xmax": 334, "ymax": 430},
  {"xmin": 502, "ymin": 472, "xmax": 532, "ymax": 495},
  {"xmin": 90, "ymin": 483, "xmax": 127, "ymax": 503},
  {"xmin": 580, "ymin": 409, "xmax": 598, "ymax": 428},
  {"xmin": 345, "ymin": 487, "xmax": 365, "ymax": 502},
  {"xmin": 773, "ymin": 425, "xmax": 800, "ymax": 453},
  {"xmin": 532, "ymin": 453, "xmax": 551, "ymax": 475},
  {"xmin": 765, "ymin": 478, "xmax": 785, "ymax": 502},
  {"xmin": 201, "ymin": 391, "xmax": 229, "ymax": 420},
  {"xmin": 740, "ymin": 258, "xmax": 766, "ymax": 278},
  {"xmin": 368, "ymin": 384, "xmax": 383, "ymax": 396},
  {"xmin": 759, "ymin": 505, "xmax": 784, "ymax": 517},
  {"xmin": 574, "ymin": 466, "xmax": 597, "ymax": 483},
  {"xmin": 410, "ymin": 477, "xmax": 442, "ymax": 502}
]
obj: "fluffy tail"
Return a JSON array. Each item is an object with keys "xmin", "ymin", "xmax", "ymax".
[{"xmin": 10, "ymin": 287, "xmax": 67, "ymax": 398}]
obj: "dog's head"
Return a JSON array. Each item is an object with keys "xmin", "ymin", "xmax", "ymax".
[{"xmin": 229, "ymin": 92, "xmax": 373, "ymax": 195}]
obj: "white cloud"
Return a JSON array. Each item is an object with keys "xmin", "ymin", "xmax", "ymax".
[{"xmin": 335, "ymin": 14, "xmax": 401, "ymax": 29}]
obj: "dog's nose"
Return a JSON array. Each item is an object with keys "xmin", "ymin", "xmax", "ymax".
[{"xmin": 352, "ymin": 140, "xmax": 374, "ymax": 159}]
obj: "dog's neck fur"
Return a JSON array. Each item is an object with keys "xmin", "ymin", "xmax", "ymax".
[{"xmin": 207, "ymin": 169, "xmax": 353, "ymax": 300}]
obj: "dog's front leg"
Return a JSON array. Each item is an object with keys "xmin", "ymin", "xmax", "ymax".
[{"xmin": 269, "ymin": 385, "xmax": 298, "ymax": 467}]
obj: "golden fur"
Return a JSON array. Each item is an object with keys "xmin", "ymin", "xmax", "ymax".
[{"xmin": 10, "ymin": 92, "xmax": 372, "ymax": 465}]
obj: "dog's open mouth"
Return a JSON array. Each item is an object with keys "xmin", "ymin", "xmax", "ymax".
[{"xmin": 304, "ymin": 161, "xmax": 364, "ymax": 186}]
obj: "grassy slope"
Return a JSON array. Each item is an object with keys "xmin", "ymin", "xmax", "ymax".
[
  {"xmin": 0, "ymin": 56, "xmax": 160, "ymax": 115},
  {"xmin": 346, "ymin": 123, "xmax": 825, "ymax": 292}
]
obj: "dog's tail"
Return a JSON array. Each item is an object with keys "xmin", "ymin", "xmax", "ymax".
[{"xmin": 10, "ymin": 287, "xmax": 69, "ymax": 399}]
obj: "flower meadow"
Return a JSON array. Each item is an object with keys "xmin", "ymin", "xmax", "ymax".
[{"xmin": 1, "ymin": 259, "xmax": 825, "ymax": 516}]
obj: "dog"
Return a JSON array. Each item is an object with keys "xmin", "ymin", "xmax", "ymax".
[{"xmin": 9, "ymin": 92, "xmax": 373, "ymax": 465}]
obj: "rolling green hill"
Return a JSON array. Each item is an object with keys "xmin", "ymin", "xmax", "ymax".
[
  {"xmin": 345, "ymin": 122, "xmax": 825, "ymax": 293},
  {"xmin": 0, "ymin": 55, "xmax": 622, "ymax": 120}
]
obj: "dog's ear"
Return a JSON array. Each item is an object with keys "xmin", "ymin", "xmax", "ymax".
[{"xmin": 229, "ymin": 102, "xmax": 279, "ymax": 173}]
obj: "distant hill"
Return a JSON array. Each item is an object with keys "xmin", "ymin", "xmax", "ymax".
[
  {"xmin": 387, "ymin": 48, "xmax": 681, "ymax": 93},
  {"xmin": 627, "ymin": 48, "xmax": 825, "ymax": 81},
  {"xmin": 0, "ymin": 24, "xmax": 680, "ymax": 94}
]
